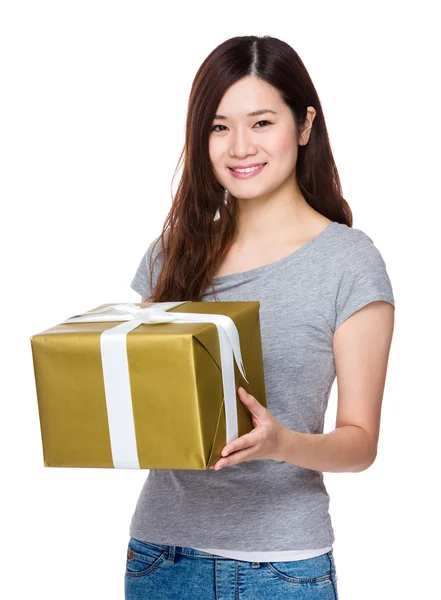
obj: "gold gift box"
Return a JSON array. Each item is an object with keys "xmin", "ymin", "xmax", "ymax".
[{"xmin": 30, "ymin": 301, "xmax": 266, "ymax": 470}]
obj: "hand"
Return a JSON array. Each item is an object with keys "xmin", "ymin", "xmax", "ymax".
[{"xmin": 209, "ymin": 386, "xmax": 287, "ymax": 470}]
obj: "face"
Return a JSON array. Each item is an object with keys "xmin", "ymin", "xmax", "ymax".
[{"xmin": 209, "ymin": 75, "xmax": 314, "ymax": 201}]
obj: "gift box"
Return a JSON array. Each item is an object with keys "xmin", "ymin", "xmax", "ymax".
[{"xmin": 30, "ymin": 301, "xmax": 266, "ymax": 470}]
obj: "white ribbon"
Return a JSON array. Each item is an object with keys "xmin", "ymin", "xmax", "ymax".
[{"xmin": 62, "ymin": 302, "xmax": 249, "ymax": 469}]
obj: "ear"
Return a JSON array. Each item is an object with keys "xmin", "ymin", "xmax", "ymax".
[{"xmin": 299, "ymin": 106, "xmax": 316, "ymax": 146}]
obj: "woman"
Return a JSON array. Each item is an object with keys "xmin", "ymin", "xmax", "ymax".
[{"xmin": 126, "ymin": 35, "xmax": 395, "ymax": 599}]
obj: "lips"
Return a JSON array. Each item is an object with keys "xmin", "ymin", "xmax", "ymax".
[
  {"xmin": 228, "ymin": 162, "xmax": 267, "ymax": 179},
  {"xmin": 228, "ymin": 162, "xmax": 267, "ymax": 172}
]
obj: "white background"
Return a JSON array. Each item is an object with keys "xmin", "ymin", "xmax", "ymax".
[{"xmin": 2, "ymin": 1, "xmax": 439, "ymax": 598}]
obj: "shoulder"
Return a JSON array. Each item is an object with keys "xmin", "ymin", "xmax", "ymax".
[
  {"xmin": 331, "ymin": 222, "xmax": 374, "ymax": 249},
  {"xmin": 329, "ymin": 222, "xmax": 386, "ymax": 264},
  {"xmin": 145, "ymin": 231, "xmax": 169, "ymax": 263},
  {"xmin": 331, "ymin": 224, "xmax": 395, "ymax": 330},
  {"xmin": 324, "ymin": 223, "xmax": 394, "ymax": 294}
]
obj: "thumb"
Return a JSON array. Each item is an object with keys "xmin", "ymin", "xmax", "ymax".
[{"xmin": 238, "ymin": 386, "xmax": 262, "ymax": 409}]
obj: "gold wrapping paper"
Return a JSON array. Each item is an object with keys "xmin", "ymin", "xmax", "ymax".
[{"xmin": 30, "ymin": 301, "xmax": 266, "ymax": 470}]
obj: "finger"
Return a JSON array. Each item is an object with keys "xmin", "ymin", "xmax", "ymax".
[
  {"xmin": 238, "ymin": 387, "xmax": 266, "ymax": 421},
  {"xmin": 221, "ymin": 431, "xmax": 260, "ymax": 457},
  {"xmin": 216, "ymin": 445, "xmax": 258, "ymax": 469}
]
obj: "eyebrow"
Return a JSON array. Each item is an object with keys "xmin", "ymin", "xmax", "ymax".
[{"xmin": 213, "ymin": 108, "xmax": 277, "ymax": 120}]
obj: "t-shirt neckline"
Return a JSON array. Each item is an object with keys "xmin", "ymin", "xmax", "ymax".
[{"xmin": 211, "ymin": 221, "xmax": 339, "ymax": 283}]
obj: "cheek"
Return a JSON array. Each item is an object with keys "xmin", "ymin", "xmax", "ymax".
[
  {"xmin": 209, "ymin": 138, "xmax": 224, "ymax": 164},
  {"xmin": 269, "ymin": 129, "xmax": 296, "ymax": 153},
  {"xmin": 209, "ymin": 144, "xmax": 228, "ymax": 183},
  {"xmin": 209, "ymin": 144, "xmax": 229, "ymax": 176},
  {"xmin": 267, "ymin": 130, "xmax": 298, "ymax": 169}
]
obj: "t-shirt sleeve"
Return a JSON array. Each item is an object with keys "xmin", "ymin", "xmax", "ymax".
[
  {"xmin": 334, "ymin": 237, "xmax": 395, "ymax": 331},
  {"xmin": 130, "ymin": 238, "xmax": 158, "ymax": 300}
]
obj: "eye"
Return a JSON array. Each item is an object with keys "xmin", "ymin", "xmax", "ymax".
[
  {"xmin": 210, "ymin": 120, "xmax": 273, "ymax": 132},
  {"xmin": 254, "ymin": 120, "xmax": 272, "ymax": 128}
]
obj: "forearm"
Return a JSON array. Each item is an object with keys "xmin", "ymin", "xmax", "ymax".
[{"xmin": 277, "ymin": 425, "xmax": 376, "ymax": 473}]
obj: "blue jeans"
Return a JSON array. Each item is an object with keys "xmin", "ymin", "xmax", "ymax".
[{"xmin": 125, "ymin": 536, "xmax": 339, "ymax": 599}]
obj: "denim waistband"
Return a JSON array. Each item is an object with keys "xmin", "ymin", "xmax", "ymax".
[{"xmin": 129, "ymin": 537, "xmax": 334, "ymax": 565}]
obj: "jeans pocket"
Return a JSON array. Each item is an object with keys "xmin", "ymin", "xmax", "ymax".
[
  {"xmin": 266, "ymin": 551, "xmax": 333, "ymax": 584},
  {"xmin": 125, "ymin": 537, "xmax": 169, "ymax": 578}
]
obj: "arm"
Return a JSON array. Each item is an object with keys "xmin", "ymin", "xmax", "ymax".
[{"xmin": 278, "ymin": 300, "xmax": 395, "ymax": 473}]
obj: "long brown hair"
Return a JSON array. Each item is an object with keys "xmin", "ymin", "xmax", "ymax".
[{"xmin": 147, "ymin": 35, "xmax": 352, "ymax": 302}]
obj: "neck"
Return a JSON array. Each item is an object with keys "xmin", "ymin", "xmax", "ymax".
[{"xmin": 233, "ymin": 189, "xmax": 317, "ymax": 247}]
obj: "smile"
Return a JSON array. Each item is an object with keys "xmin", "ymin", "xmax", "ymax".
[{"xmin": 228, "ymin": 163, "xmax": 267, "ymax": 179}]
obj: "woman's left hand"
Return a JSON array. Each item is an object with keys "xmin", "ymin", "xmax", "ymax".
[{"xmin": 209, "ymin": 386, "xmax": 287, "ymax": 470}]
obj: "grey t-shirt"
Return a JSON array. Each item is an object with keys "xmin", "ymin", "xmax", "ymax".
[{"xmin": 129, "ymin": 221, "xmax": 395, "ymax": 551}]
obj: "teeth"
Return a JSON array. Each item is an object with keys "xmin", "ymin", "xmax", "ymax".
[{"xmin": 232, "ymin": 164, "xmax": 265, "ymax": 173}]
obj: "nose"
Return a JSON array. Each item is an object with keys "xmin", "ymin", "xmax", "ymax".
[{"xmin": 228, "ymin": 126, "xmax": 257, "ymax": 159}]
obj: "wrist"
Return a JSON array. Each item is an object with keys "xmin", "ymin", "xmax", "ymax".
[{"xmin": 276, "ymin": 426, "xmax": 299, "ymax": 463}]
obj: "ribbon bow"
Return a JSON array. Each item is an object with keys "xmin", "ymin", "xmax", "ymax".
[{"xmin": 62, "ymin": 302, "xmax": 248, "ymax": 469}]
